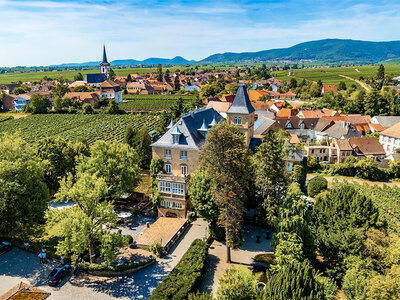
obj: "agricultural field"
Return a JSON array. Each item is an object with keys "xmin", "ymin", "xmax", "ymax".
[
  {"xmin": 0, "ymin": 67, "xmax": 185, "ymax": 84},
  {"xmin": 120, "ymin": 94, "xmax": 195, "ymax": 110},
  {"xmin": 272, "ymin": 64, "xmax": 400, "ymax": 88},
  {"xmin": 0, "ymin": 113, "xmax": 162, "ymax": 144}
]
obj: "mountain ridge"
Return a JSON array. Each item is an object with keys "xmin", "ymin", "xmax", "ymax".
[{"xmin": 52, "ymin": 39, "xmax": 400, "ymax": 67}]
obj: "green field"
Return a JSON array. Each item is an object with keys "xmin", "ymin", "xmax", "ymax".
[
  {"xmin": 0, "ymin": 67, "xmax": 184, "ymax": 84},
  {"xmin": 120, "ymin": 94, "xmax": 194, "ymax": 110},
  {"xmin": 273, "ymin": 64, "xmax": 400, "ymax": 87},
  {"xmin": 0, "ymin": 113, "xmax": 161, "ymax": 144}
]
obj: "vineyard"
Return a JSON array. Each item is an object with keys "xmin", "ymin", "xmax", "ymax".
[
  {"xmin": 356, "ymin": 183, "xmax": 400, "ymax": 235},
  {"xmin": 0, "ymin": 115, "xmax": 13, "ymax": 122},
  {"xmin": 0, "ymin": 113, "xmax": 162, "ymax": 144},
  {"xmin": 120, "ymin": 94, "xmax": 194, "ymax": 110}
]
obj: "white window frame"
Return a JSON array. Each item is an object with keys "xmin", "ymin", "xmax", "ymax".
[
  {"xmin": 159, "ymin": 181, "xmax": 171, "ymax": 193},
  {"xmin": 233, "ymin": 116, "xmax": 242, "ymax": 125},
  {"xmin": 286, "ymin": 162, "xmax": 293, "ymax": 172},
  {"xmin": 165, "ymin": 163, "xmax": 172, "ymax": 174},
  {"xmin": 180, "ymin": 151, "xmax": 187, "ymax": 160},
  {"xmin": 172, "ymin": 183, "xmax": 185, "ymax": 195},
  {"xmin": 181, "ymin": 164, "xmax": 188, "ymax": 177},
  {"xmin": 165, "ymin": 149, "xmax": 171, "ymax": 158}
]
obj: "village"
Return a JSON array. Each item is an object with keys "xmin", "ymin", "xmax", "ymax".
[{"xmin": 1, "ymin": 39, "xmax": 400, "ymax": 300}]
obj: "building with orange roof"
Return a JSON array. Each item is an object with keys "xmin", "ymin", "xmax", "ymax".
[
  {"xmin": 248, "ymin": 89, "xmax": 266, "ymax": 102},
  {"xmin": 321, "ymin": 85, "xmax": 338, "ymax": 95},
  {"xmin": 64, "ymin": 92, "xmax": 100, "ymax": 104},
  {"xmin": 206, "ymin": 101, "xmax": 232, "ymax": 118},
  {"xmin": 220, "ymin": 94, "xmax": 235, "ymax": 103},
  {"xmin": 276, "ymin": 108, "xmax": 296, "ymax": 118}
]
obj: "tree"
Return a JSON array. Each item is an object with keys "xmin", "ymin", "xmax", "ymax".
[
  {"xmin": 200, "ymin": 121, "xmax": 251, "ymax": 262},
  {"xmin": 338, "ymin": 81, "xmax": 347, "ymax": 91},
  {"xmin": 217, "ymin": 266, "xmax": 256, "ymax": 300},
  {"xmin": 307, "ymin": 176, "xmax": 328, "ymax": 197},
  {"xmin": 377, "ymin": 64, "xmax": 385, "ymax": 80},
  {"xmin": 150, "ymin": 158, "xmax": 164, "ymax": 216},
  {"xmin": 199, "ymin": 84, "xmax": 216, "ymax": 99},
  {"xmin": 274, "ymin": 183, "xmax": 315, "ymax": 266},
  {"xmin": 48, "ymin": 172, "xmax": 126, "ymax": 263},
  {"xmin": 127, "ymin": 74, "xmax": 132, "ymax": 82},
  {"xmin": 174, "ymin": 76, "xmax": 181, "ymax": 91},
  {"xmin": 82, "ymin": 103, "xmax": 94, "ymax": 114},
  {"xmin": 13, "ymin": 85, "xmax": 31, "ymax": 95},
  {"xmin": 355, "ymin": 157, "xmax": 380, "ymax": 180},
  {"xmin": 389, "ymin": 159, "xmax": 400, "ymax": 178},
  {"xmin": 51, "ymin": 82, "xmax": 69, "ymax": 99},
  {"xmin": 291, "ymin": 164, "xmax": 306, "ymax": 188},
  {"xmin": 109, "ymin": 68, "xmax": 116, "ymax": 80},
  {"xmin": 164, "ymin": 69, "xmax": 171, "ymax": 82},
  {"xmin": 366, "ymin": 265, "xmax": 400, "ymax": 300},
  {"xmin": 156, "ymin": 64, "xmax": 163, "ymax": 82},
  {"xmin": 74, "ymin": 72, "xmax": 84, "ymax": 81},
  {"xmin": 312, "ymin": 183, "xmax": 379, "ymax": 280},
  {"xmin": 253, "ymin": 129, "xmax": 286, "ymax": 226},
  {"xmin": 76, "ymin": 140, "xmax": 141, "ymax": 199},
  {"xmin": 136, "ymin": 126, "xmax": 152, "ymax": 169},
  {"xmin": 23, "ymin": 94, "xmax": 50, "ymax": 114},
  {"xmin": 263, "ymin": 260, "xmax": 325, "ymax": 300},
  {"xmin": 125, "ymin": 125, "xmax": 139, "ymax": 148},
  {"xmin": 36, "ymin": 137, "xmax": 78, "ymax": 193},
  {"xmin": 74, "ymin": 86, "xmax": 90, "ymax": 92},
  {"xmin": 0, "ymin": 133, "xmax": 50, "ymax": 237},
  {"xmin": 105, "ymin": 99, "xmax": 122, "ymax": 114},
  {"xmin": 289, "ymin": 78, "xmax": 297, "ymax": 89},
  {"xmin": 53, "ymin": 96, "xmax": 63, "ymax": 112}
]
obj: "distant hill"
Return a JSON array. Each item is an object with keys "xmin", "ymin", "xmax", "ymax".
[
  {"xmin": 54, "ymin": 56, "xmax": 192, "ymax": 67},
  {"xmin": 51, "ymin": 39, "xmax": 400, "ymax": 67},
  {"xmin": 200, "ymin": 39, "xmax": 400, "ymax": 64}
]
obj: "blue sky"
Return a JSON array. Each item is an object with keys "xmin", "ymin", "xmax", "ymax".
[{"xmin": 0, "ymin": 0, "xmax": 400, "ymax": 66}]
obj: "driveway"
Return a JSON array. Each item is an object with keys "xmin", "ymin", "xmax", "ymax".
[{"xmin": 0, "ymin": 218, "xmax": 208, "ymax": 300}]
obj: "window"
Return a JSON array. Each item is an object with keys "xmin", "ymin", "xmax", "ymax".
[
  {"xmin": 173, "ymin": 202, "xmax": 183, "ymax": 209},
  {"xmin": 287, "ymin": 123, "xmax": 293, "ymax": 129},
  {"xmin": 159, "ymin": 181, "xmax": 171, "ymax": 193},
  {"xmin": 286, "ymin": 162, "xmax": 293, "ymax": 172},
  {"xmin": 311, "ymin": 149, "xmax": 314, "ymax": 154},
  {"xmin": 165, "ymin": 149, "xmax": 171, "ymax": 158},
  {"xmin": 172, "ymin": 183, "xmax": 185, "ymax": 195},
  {"xmin": 181, "ymin": 164, "xmax": 188, "ymax": 177},
  {"xmin": 165, "ymin": 163, "xmax": 172, "ymax": 174},
  {"xmin": 180, "ymin": 151, "xmax": 187, "ymax": 160},
  {"xmin": 233, "ymin": 117, "xmax": 242, "ymax": 125},
  {"xmin": 300, "ymin": 123, "xmax": 305, "ymax": 129},
  {"xmin": 173, "ymin": 135, "xmax": 180, "ymax": 144}
]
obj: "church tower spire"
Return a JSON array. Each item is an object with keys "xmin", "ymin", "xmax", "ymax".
[{"xmin": 100, "ymin": 45, "xmax": 111, "ymax": 79}]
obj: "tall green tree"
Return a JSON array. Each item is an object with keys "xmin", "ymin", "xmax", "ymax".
[
  {"xmin": 51, "ymin": 82, "xmax": 69, "ymax": 99},
  {"xmin": 0, "ymin": 133, "xmax": 50, "ymax": 236},
  {"xmin": 49, "ymin": 172, "xmax": 126, "ymax": 263},
  {"xmin": 253, "ymin": 129, "xmax": 287, "ymax": 226},
  {"xmin": 263, "ymin": 260, "xmax": 325, "ymax": 300},
  {"xmin": 74, "ymin": 72, "xmax": 84, "ymax": 81},
  {"xmin": 109, "ymin": 68, "xmax": 116, "ymax": 80},
  {"xmin": 156, "ymin": 64, "xmax": 163, "ymax": 82},
  {"xmin": 200, "ymin": 121, "xmax": 251, "ymax": 262},
  {"xmin": 136, "ymin": 126, "xmax": 152, "ymax": 169},
  {"xmin": 76, "ymin": 140, "xmax": 141, "ymax": 199},
  {"xmin": 174, "ymin": 76, "xmax": 181, "ymax": 91},
  {"xmin": 377, "ymin": 64, "xmax": 385, "ymax": 80}
]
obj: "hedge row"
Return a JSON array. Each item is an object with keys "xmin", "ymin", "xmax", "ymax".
[
  {"xmin": 80, "ymin": 257, "xmax": 155, "ymax": 272},
  {"xmin": 149, "ymin": 239, "xmax": 209, "ymax": 300}
]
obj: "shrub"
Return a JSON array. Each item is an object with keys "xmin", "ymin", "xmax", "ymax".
[
  {"xmin": 149, "ymin": 242, "xmax": 163, "ymax": 257},
  {"xmin": 307, "ymin": 156, "xmax": 320, "ymax": 171},
  {"xmin": 149, "ymin": 239, "xmax": 209, "ymax": 300},
  {"xmin": 79, "ymin": 257, "xmax": 155, "ymax": 272},
  {"xmin": 217, "ymin": 266, "xmax": 256, "ymax": 300},
  {"xmin": 307, "ymin": 176, "xmax": 328, "ymax": 197}
]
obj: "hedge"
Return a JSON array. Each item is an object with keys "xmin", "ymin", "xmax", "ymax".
[
  {"xmin": 308, "ymin": 176, "xmax": 328, "ymax": 197},
  {"xmin": 149, "ymin": 239, "xmax": 209, "ymax": 300},
  {"xmin": 79, "ymin": 257, "xmax": 155, "ymax": 272}
]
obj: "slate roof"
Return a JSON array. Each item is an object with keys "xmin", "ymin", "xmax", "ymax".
[
  {"xmin": 323, "ymin": 121, "xmax": 363, "ymax": 139},
  {"xmin": 226, "ymin": 83, "xmax": 255, "ymax": 115},
  {"xmin": 151, "ymin": 108, "xmax": 224, "ymax": 150},
  {"xmin": 85, "ymin": 73, "xmax": 107, "ymax": 84},
  {"xmin": 372, "ymin": 116, "xmax": 400, "ymax": 128},
  {"xmin": 102, "ymin": 45, "xmax": 108, "ymax": 63}
]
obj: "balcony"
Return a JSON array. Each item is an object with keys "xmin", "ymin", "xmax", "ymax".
[{"xmin": 157, "ymin": 173, "xmax": 190, "ymax": 183}]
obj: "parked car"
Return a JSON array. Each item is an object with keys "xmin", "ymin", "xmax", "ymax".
[
  {"xmin": 0, "ymin": 241, "xmax": 12, "ymax": 255},
  {"xmin": 46, "ymin": 264, "xmax": 72, "ymax": 286}
]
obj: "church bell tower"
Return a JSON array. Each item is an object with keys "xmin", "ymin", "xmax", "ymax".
[{"xmin": 100, "ymin": 45, "xmax": 111, "ymax": 78}]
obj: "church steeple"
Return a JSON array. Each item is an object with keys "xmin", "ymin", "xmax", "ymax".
[
  {"xmin": 100, "ymin": 45, "xmax": 111, "ymax": 79},
  {"xmin": 102, "ymin": 45, "xmax": 108, "ymax": 63}
]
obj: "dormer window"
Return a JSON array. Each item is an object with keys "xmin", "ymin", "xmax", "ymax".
[
  {"xmin": 287, "ymin": 123, "xmax": 293, "ymax": 129},
  {"xmin": 233, "ymin": 117, "xmax": 242, "ymax": 125},
  {"xmin": 172, "ymin": 135, "xmax": 179, "ymax": 144},
  {"xmin": 300, "ymin": 123, "xmax": 305, "ymax": 129}
]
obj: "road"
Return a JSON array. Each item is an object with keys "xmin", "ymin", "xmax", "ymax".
[
  {"xmin": 338, "ymin": 74, "xmax": 370, "ymax": 91},
  {"xmin": 0, "ymin": 219, "xmax": 208, "ymax": 300}
]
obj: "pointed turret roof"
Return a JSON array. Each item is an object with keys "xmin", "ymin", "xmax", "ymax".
[
  {"xmin": 197, "ymin": 119, "xmax": 208, "ymax": 133},
  {"xmin": 227, "ymin": 82, "xmax": 255, "ymax": 115},
  {"xmin": 167, "ymin": 118, "xmax": 174, "ymax": 130},
  {"xmin": 102, "ymin": 45, "xmax": 108, "ymax": 63},
  {"xmin": 208, "ymin": 114, "xmax": 218, "ymax": 127}
]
